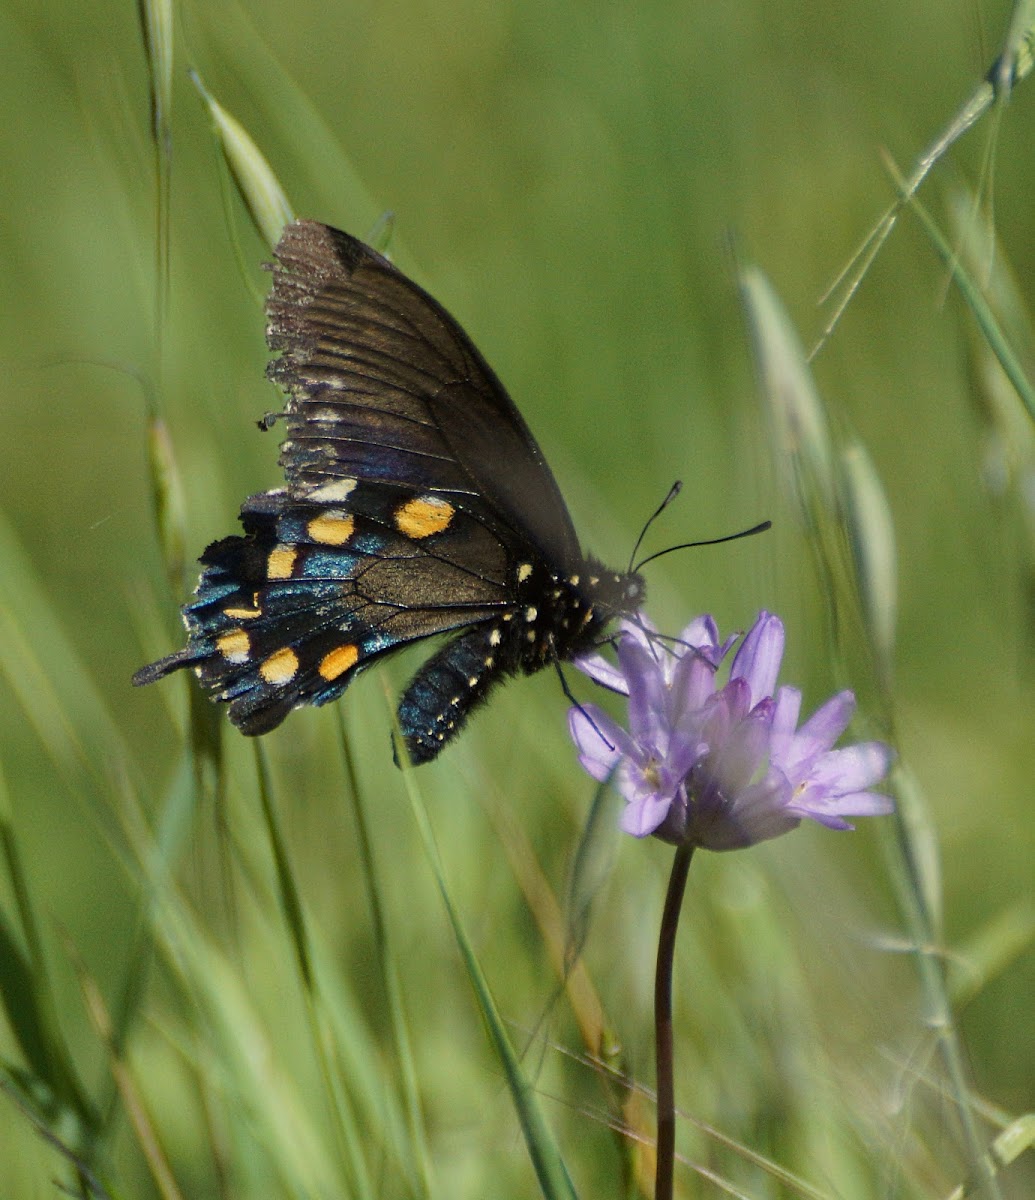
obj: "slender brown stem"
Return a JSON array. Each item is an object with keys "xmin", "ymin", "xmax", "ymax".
[{"xmin": 654, "ymin": 844, "xmax": 694, "ymax": 1200}]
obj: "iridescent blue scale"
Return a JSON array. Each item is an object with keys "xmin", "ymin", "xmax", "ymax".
[{"xmin": 297, "ymin": 551, "xmax": 361, "ymax": 580}]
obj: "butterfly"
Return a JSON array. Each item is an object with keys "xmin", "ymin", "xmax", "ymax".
[{"xmin": 134, "ymin": 220, "xmax": 645, "ymax": 764}]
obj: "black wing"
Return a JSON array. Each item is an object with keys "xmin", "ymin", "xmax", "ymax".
[
  {"xmin": 134, "ymin": 220, "xmax": 594, "ymax": 739},
  {"xmin": 266, "ymin": 221, "xmax": 582, "ymax": 569}
]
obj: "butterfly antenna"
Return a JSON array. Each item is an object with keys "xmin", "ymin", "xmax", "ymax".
[
  {"xmin": 554, "ymin": 663, "xmax": 616, "ymax": 753},
  {"xmin": 628, "ymin": 481, "xmax": 683, "ymax": 575},
  {"xmin": 633, "ymin": 519, "xmax": 771, "ymax": 573}
]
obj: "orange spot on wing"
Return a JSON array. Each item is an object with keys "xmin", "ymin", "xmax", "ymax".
[
  {"xmin": 267, "ymin": 544, "xmax": 298, "ymax": 579},
  {"xmin": 259, "ymin": 646, "xmax": 299, "ymax": 684},
  {"xmin": 395, "ymin": 495, "xmax": 454, "ymax": 538},
  {"xmin": 318, "ymin": 643, "xmax": 359, "ymax": 681},
  {"xmin": 217, "ymin": 630, "xmax": 251, "ymax": 663},
  {"xmin": 307, "ymin": 511, "xmax": 355, "ymax": 546},
  {"xmin": 224, "ymin": 603, "xmax": 262, "ymax": 620}
]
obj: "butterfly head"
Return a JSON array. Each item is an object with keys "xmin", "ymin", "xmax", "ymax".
[
  {"xmin": 576, "ymin": 557, "xmax": 646, "ymax": 618},
  {"xmin": 537, "ymin": 556, "xmax": 646, "ymax": 659}
]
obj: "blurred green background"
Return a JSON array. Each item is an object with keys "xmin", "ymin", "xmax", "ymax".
[{"xmin": 1, "ymin": 0, "xmax": 1033, "ymax": 1196}]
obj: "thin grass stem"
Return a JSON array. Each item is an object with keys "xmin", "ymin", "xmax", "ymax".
[{"xmin": 654, "ymin": 844, "xmax": 694, "ymax": 1200}]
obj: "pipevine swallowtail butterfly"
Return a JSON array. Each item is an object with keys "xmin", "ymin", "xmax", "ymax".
[{"xmin": 134, "ymin": 220, "xmax": 645, "ymax": 763}]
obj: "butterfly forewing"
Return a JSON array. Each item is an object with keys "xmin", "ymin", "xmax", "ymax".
[
  {"xmin": 267, "ymin": 222, "xmax": 582, "ymax": 566},
  {"xmin": 134, "ymin": 220, "xmax": 644, "ymax": 761}
]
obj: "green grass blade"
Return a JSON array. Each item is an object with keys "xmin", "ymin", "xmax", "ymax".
[
  {"xmin": 154, "ymin": 907, "xmax": 342, "ymax": 1199},
  {"xmin": 136, "ymin": 0, "xmax": 174, "ymax": 355},
  {"xmin": 189, "ymin": 69, "xmax": 294, "ymax": 252},
  {"xmin": 994, "ymin": 0, "xmax": 1035, "ymax": 94},
  {"xmin": 337, "ymin": 716, "xmax": 433, "ymax": 1199},
  {"xmin": 188, "ymin": 0, "xmax": 384, "ymax": 229},
  {"xmin": 944, "ymin": 1113, "xmax": 1035, "ymax": 1198},
  {"xmin": 398, "ymin": 755, "xmax": 579, "ymax": 1200},
  {"xmin": 0, "ymin": 763, "xmax": 96, "ymax": 1136},
  {"xmin": 741, "ymin": 267, "xmax": 837, "ymax": 512},
  {"xmin": 890, "ymin": 160, "xmax": 1035, "ymax": 424},
  {"xmin": 840, "ymin": 440, "xmax": 898, "ymax": 698},
  {"xmin": 0, "ymin": 510, "xmax": 135, "ymax": 792},
  {"xmin": 251, "ymin": 742, "xmax": 372, "ymax": 1197},
  {"xmin": 815, "ymin": 0, "xmax": 1035, "ymax": 354}
]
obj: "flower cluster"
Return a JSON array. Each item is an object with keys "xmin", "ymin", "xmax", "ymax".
[{"xmin": 570, "ymin": 612, "xmax": 893, "ymax": 850}]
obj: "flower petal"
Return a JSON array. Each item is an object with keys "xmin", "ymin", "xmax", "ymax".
[
  {"xmin": 730, "ymin": 611, "xmax": 784, "ymax": 702},
  {"xmin": 568, "ymin": 704, "xmax": 629, "ymax": 781},
  {"xmin": 680, "ymin": 614, "xmax": 720, "ymax": 650},
  {"xmin": 573, "ymin": 651, "xmax": 629, "ymax": 695},
  {"xmin": 802, "ymin": 812, "xmax": 856, "ymax": 831},
  {"xmin": 808, "ymin": 742, "xmax": 893, "ymax": 793},
  {"xmin": 791, "ymin": 786, "xmax": 895, "ymax": 820},
  {"xmin": 619, "ymin": 638, "xmax": 669, "ymax": 743},
  {"xmin": 791, "ymin": 691, "xmax": 856, "ymax": 761},
  {"xmin": 691, "ymin": 770, "xmax": 798, "ymax": 850},
  {"xmin": 620, "ymin": 793, "xmax": 673, "ymax": 838},
  {"xmin": 706, "ymin": 702, "xmax": 773, "ymax": 795},
  {"xmin": 770, "ymin": 685, "xmax": 801, "ymax": 742},
  {"xmin": 670, "ymin": 647, "xmax": 719, "ymax": 725},
  {"xmin": 678, "ymin": 614, "xmax": 737, "ymax": 667}
]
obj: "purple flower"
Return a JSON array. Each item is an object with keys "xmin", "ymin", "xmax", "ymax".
[{"xmin": 569, "ymin": 612, "xmax": 893, "ymax": 850}]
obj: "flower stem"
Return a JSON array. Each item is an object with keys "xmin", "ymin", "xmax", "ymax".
[{"xmin": 654, "ymin": 844, "xmax": 694, "ymax": 1200}]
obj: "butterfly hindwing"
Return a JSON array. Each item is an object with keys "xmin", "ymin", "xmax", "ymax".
[
  {"xmin": 135, "ymin": 220, "xmax": 645, "ymax": 761},
  {"xmin": 136, "ymin": 480, "xmax": 510, "ymax": 735}
]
